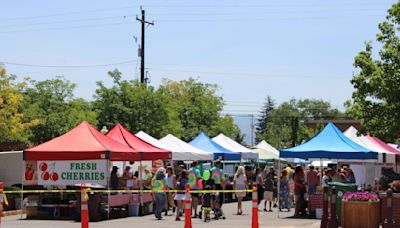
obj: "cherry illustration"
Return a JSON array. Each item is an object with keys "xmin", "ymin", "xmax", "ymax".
[
  {"xmin": 42, "ymin": 171, "xmax": 50, "ymax": 181},
  {"xmin": 39, "ymin": 162, "xmax": 48, "ymax": 172},
  {"xmin": 50, "ymin": 172, "xmax": 59, "ymax": 181}
]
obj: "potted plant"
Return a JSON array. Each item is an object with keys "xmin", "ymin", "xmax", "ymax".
[{"xmin": 341, "ymin": 192, "xmax": 380, "ymax": 228}]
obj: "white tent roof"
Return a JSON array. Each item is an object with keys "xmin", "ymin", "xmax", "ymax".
[
  {"xmin": 212, "ymin": 133, "xmax": 258, "ymax": 160},
  {"xmin": 255, "ymin": 140, "xmax": 280, "ymax": 156},
  {"xmin": 160, "ymin": 134, "xmax": 213, "ymax": 161},
  {"xmin": 135, "ymin": 131, "xmax": 172, "ymax": 151},
  {"xmin": 344, "ymin": 126, "xmax": 395, "ymax": 154}
]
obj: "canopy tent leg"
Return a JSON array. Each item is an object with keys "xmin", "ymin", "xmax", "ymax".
[
  {"xmin": 107, "ymin": 161, "xmax": 110, "ymax": 220},
  {"xmin": 20, "ymin": 160, "xmax": 25, "ymax": 219},
  {"xmin": 277, "ymin": 158, "xmax": 281, "ymax": 219}
]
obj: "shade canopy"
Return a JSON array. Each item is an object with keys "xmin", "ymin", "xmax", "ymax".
[
  {"xmin": 344, "ymin": 126, "xmax": 398, "ymax": 154},
  {"xmin": 25, "ymin": 121, "xmax": 139, "ymax": 161},
  {"xmin": 252, "ymin": 147, "xmax": 279, "ymax": 160},
  {"xmin": 189, "ymin": 132, "xmax": 241, "ymax": 161},
  {"xmin": 106, "ymin": 124, "xmax": 171, "ymax": 160},
  {"xmin": 367, "ymin": 136, "xmax": 400, "ymax": 155},
  {"xmin": 255, "ymin": 140, "xmax": 280, "ymax": 156},
  {"xmin": 160, "ymin": 134, "xmax": 213, "ymax": 161},
  {"xmin": 135, "ymin": 131, "xmax": 172, "ymax": 151},
  {"xmin": 212, "ymin": 133, "xmax": 258, "ymax": 160},
  {"xmin": 280, "ymin": 122, "xmax": 377, "ymax": 159}
]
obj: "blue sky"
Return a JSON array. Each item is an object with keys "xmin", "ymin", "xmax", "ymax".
[{"xmin": 0, "ymin": 0, "xmax": 395, "ymax": 143}]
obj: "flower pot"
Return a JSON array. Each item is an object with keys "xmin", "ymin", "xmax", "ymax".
[{"xmin": 341, "ymin": 201, "xmax": 380, "ymax": 228}]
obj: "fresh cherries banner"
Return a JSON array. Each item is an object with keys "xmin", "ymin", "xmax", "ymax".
[{"xmin": 37, "ymin": 160, "xmax": 107, "ymax": 186}]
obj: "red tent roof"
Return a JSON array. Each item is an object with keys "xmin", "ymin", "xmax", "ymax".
[
  {"xmin": 366, "ymin": 136, "xmax": 400, "ymax": 155},
  {"xmin": 106, "ymin": 124, "xmax": 171, "ymax": 160},
  {"xmin": 25, "ymin": 121, "xmax": 140, "ymax": 161}
]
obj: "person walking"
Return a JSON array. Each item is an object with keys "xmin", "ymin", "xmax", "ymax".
[
  {"xmin": 255, "ymin": 167, "xmax": 264, "ymax": 205},
  {"xmin": 233, "ymin": 166, "xmax": 248, "ymax": 215},
  {"xmin": 174, "ymin": 170, "xmax": 188, "ymax": 221},
  {"xmin": 166, "ymin": 166, "xmax": 176, "ymax": 215},
  {"xmin": 306, "ymin": 165, "xmax": 319, "ymax": 195},
  {"xmin": 152, "ymin": 167, "xmax": 168, "ymax": 220},
  {"xmin": 263, "ymin": 173, "xmax": 274, "ymax": 212},
  {"xmin": 210, "ymin": 159, "xmax": 225, "ymax": 218},
  {"xmin": 293, "ymin": 166, "xmax": 306, "ymax": 216},
  {"xmin": 279, "ymin": 170, "xmax": 291, "ymax": 211},
  {"xmin": 188, "ymin": 161, "xmax": 202, "ymax": 218}
]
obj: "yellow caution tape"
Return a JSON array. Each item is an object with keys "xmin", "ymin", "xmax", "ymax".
[
  {"xmin": 0, "ymin": 189, "xmax": 8, "ymax": 206},
  {"xmin": 3, "ymin": 189, "xmax": 255, "ymax": 194},
  {"xmin": 82, "ymin": 188, "xmax": 92, "ymax": 201}
]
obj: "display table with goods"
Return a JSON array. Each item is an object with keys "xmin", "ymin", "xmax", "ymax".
[
  {"xmin": 341, "ymin": 192, "xmax": 380, "ymax": 228},
  {"xmin": 26, "ymin": 191, "xmax": 77, "ymax": 220}
]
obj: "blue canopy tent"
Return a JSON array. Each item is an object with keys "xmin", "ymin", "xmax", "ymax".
[
  {"xmin": 189, "ymin": 132, "xmax": 241, "ymax": 161},
  {"xmin": 280, "ymin": 122, "xmax": 377, "ymax": 160}
]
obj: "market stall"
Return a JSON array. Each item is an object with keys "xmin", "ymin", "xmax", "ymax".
[
  {"xmin": 160, "ymin": 134, "xmax": 213, "ymax": 161},
  {"xmin": 106, "ymin": 124, "xmax": 172, "ymax": 215},
  {"xmin": 279, "ymin": 122, "xmax": 377, "ymax": 217},
  {"xmin": 23, "ymin": 121, "xmax": 139, "ymax": 221}
]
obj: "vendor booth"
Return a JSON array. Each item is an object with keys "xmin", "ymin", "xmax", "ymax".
[
  {"xmin": 23, "ymin": 121, "xmax": 140, "ymax": 221},
  {"xmin": 106, "ymin": 124, "xmax": 173, "ymax": 216},
  {"xmin": 279, "ymin": 122, "xmax": 377, "ymax": 218}
]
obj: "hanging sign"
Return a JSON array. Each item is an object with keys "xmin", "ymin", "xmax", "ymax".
[
  {"xmin": 37, "ymin": 160, "xmax": 107, "ymax": 186},
  {"xmin": 24, "ymin": 161, "xmax": 38, "ymax": 185}
]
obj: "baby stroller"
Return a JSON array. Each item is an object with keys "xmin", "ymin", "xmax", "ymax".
[{"xmin": 213, "ymin": 192, "xmax": 225, "ymax": 220}]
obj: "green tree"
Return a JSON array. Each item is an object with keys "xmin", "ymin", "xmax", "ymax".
[
  {"xmin": 93, "ymin": 69, "xmax": 178, "ymax": 138},
  {"xmin": 22, "ymin": 76, "xmax": 97, "ymax": 144},
  {"xmin": 0, "ymin": 67, "xmax": 38, "ymax": 148},
  {"xmin": 346, "ymin": 1, "xmax": 400, "ymax": 142},
  {"xmin": 159, "ymin": 78, "xmax": 242, "ymax": 141},
  {"xmin": 256, "ymin": 95, "xmax": 275, "ymax": 143},
  {"xmin": 258, "ymin": 98, "xmax": 345, "ymax": 148}
]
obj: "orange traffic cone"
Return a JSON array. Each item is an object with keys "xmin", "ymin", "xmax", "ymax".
[
  {"xmin": 80, "ymin": 185, "xmax": 89, "ymax": 228},
  {"xmin": 184, "ymin": 185, "xmax": 192, "ymax": 228},
  {"xmin": 252, "ymin": 183, "xmax": 259, "ymax": 228}
]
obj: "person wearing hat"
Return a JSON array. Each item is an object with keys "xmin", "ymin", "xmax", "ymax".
[{"xmin": 110, "ymin": 166, "xmax": 120, "ymax": 190}]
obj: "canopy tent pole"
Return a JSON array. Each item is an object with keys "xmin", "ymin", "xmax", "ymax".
[
  {"xmin": 277, "ymin": 158, "xmax": 281, "ymax": 219},
  {"xmin": 107, "ymin": 160, "xmax": 110, "ymax": 220},
  {"xmin": 320, "ymin": 158, "xmax": 323, "ymax": 186},
  {"xmin": 20, "ymin": 160, "xmax": 25, "ymax": 219}
]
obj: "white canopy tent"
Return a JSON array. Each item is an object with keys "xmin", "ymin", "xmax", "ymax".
[
  {"xmin": 255, "ymin": 140, "xmax": 279, "ymax": 156},
  {"xmin": 160, "ymin": 134, "xmax": 213, "ymax": 161},
  {"xmin": 212, "ymin": 133, "xmax": 258, "ymax": 160},
  {"xmin": 344, "ymin": 126, "xmax": 396, "ymax": 164},
  {"xmin": 135, "ymin": 131, "xmax": 172, "ymax": 151}
]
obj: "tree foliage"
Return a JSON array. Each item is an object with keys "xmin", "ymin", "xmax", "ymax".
[
  {"xmin": 256, "ymin": 96, "xmax": 275, "ymax": 143},
  {"xmin": 346, "ymin": 1, "xmax": 400, "ymax": 142},
  {"xmin": 22, "ymin": 76, "xmax": 97, "ymax": 145},
  {"xmin": 159, "ymin": 78, "xmax": 242, "ymax": 141},
  {"xmin": 93, "ymin": 69, "xmax": 175, "ymax": 138},
  {"xmin": 257, "ymin": 98, "xmax": 345, "ymax": 148},
  {"xmin": 0, "ymin": 67, "xmax": 38, "ymax": 146}
]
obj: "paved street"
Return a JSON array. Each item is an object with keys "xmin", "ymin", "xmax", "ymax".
[{"xmin": 2, "ymin": 201, "xmax": 320, "ymax": 228}]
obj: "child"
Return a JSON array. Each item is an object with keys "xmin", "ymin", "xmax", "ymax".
[
  {"xmin": 263, "ymin": 173, "xmax": 274, "ymax": 212},
  {"xmin": 202, "ymin": 185, "xmax": 212, "ymax": 222}
]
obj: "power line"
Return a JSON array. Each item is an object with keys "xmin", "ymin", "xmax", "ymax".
[{"xmin": 1, "ymin": 60, "xmax": 136, "ymax": 68}]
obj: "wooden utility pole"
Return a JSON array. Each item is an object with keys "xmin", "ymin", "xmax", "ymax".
[{"xmin": 136, "ymin": 7, "xmax": 154, "ymax": 84}]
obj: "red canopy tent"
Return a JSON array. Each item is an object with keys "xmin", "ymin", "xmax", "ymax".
[
  {"xmin": 24, "ymin": 121, "xmax": 140, "ymax": 161},
  {"xmin": 366, "ymin": 135, "xmax": 400, "ymax": 155},
  {"xmin": 106, "ymin": 124, "xmax": 171, "ymax": 160}
]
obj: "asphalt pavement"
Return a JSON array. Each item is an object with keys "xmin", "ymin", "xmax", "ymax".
[{"xmin": 2, "ymin": 201, "xmax": 320, "ymax": 228}]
